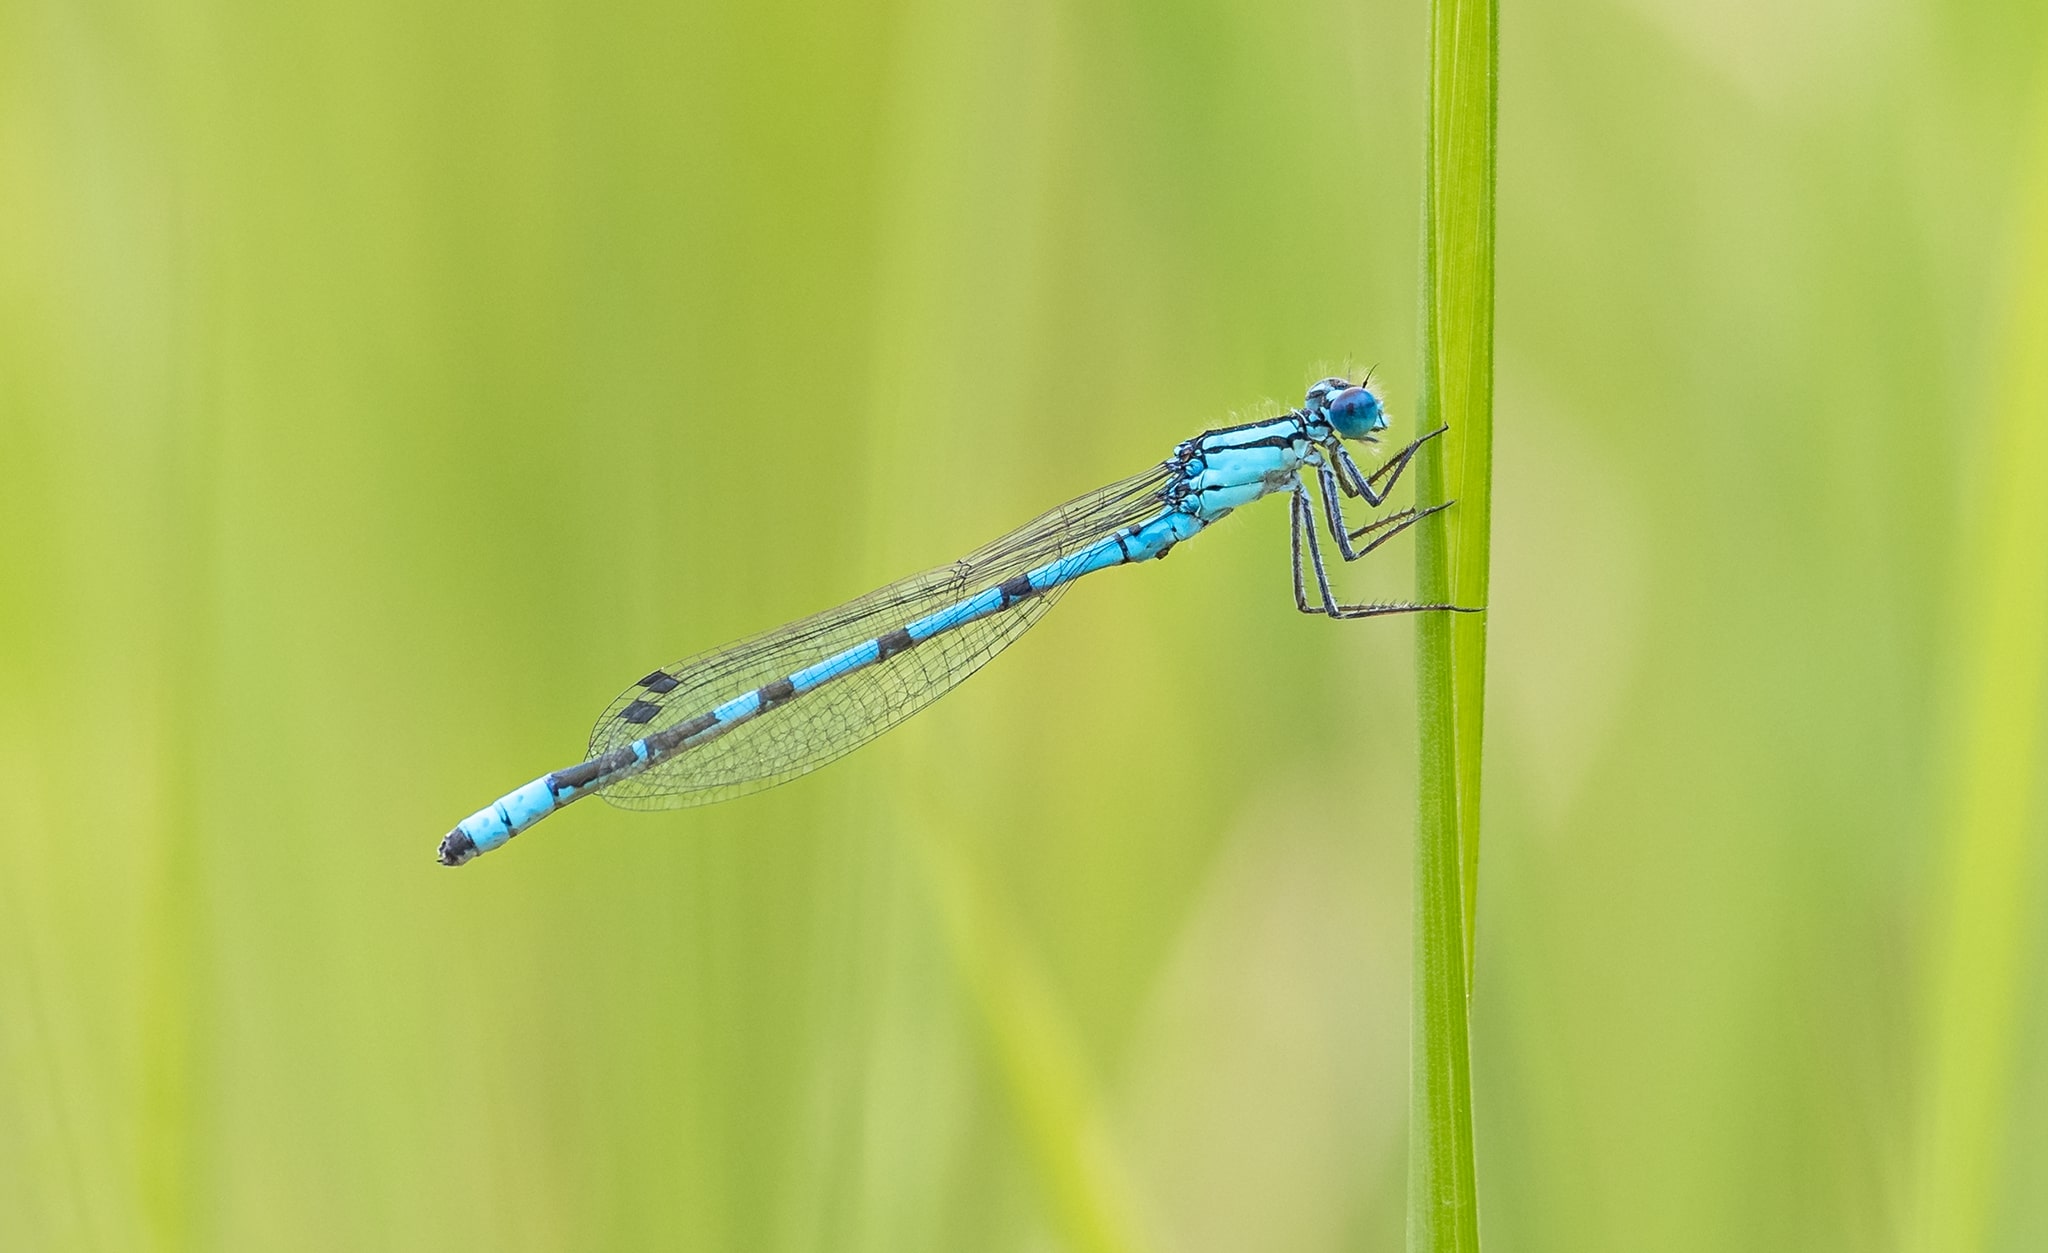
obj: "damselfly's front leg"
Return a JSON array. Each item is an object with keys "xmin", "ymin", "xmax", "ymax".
[{"xmin": 1331, "ymin": 424, "xmax": 1448, "ymax": 505}]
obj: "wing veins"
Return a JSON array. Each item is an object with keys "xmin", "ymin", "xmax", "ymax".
[{"xmin": 587, "ymin": 464, "xmax": 1174, "ymax": 807}]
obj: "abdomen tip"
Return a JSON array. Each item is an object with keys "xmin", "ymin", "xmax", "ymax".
[{"xmin": 437, "ymin": 829, "xmax": 479, "ymax": 867}]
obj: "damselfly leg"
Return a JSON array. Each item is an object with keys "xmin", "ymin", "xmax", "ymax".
[
  {"xmin": 1331, "ymin": 424, "xmax": 1448, "ymax": 504},
  {"xmin": 1314, "ymin": 463, "xmax": 1456, "ymax": 563},
  {"xmin": 1291, "ymin": 480, "xmax": 1470, "ymax": 620}
]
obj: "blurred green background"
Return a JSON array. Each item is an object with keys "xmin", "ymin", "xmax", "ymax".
[{"xmin": 4, "ymin": 0, "xmax": 2047, "ymax": 1248}]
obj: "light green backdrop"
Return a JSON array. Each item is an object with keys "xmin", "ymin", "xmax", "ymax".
[{"xmin": 4, "ymin": 0, "xmax": 2046, "ymax": 1249}]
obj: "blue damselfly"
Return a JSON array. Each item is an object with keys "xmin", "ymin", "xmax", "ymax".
[{"xmin": 438, "ymin": 375, "xmax": 1470, "ymax": 865}]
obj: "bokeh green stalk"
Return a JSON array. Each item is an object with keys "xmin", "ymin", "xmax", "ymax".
[
  {"xmin": 1910, "ymin": 86, "xmax": 2048, "ymax": 1253},
  {"xmin": 1409, "ymin": 0, "xmax": 1496, "ymax": 1246}
]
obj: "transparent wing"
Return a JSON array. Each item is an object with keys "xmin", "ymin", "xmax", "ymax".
[{"xmin": 588, "ymin": 464, "xmax": 1176, "ymax": 809}]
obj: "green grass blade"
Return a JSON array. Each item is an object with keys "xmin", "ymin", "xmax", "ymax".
[
  {"xmin": 1909, "ymin": 87, "xmax": 2048, "ymax": 1253},
  {"xmin": 915, "ymin": 825, "xmax": 1152, "ymax": 1253},
  {"xmin": 1409, "ymin": 0, "xmax": 1496, "ymax": 1245}
]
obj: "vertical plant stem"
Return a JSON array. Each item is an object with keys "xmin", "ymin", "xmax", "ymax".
[
  {"xmin": 1910, "ymin": 87, "xmax": 2048, "ymax": 1253},
  {"xmin": 1409, "ymin": 0, "xmax": 1496, "ymax": 1244}
]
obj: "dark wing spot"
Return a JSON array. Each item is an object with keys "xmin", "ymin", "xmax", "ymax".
[
  {"xmin": 620, "ymin": 700, "xmax": 661, "ymax": 724},
  {"xmin": 638, "ymin": 671, "xmax": 680, "ymax": 694}
]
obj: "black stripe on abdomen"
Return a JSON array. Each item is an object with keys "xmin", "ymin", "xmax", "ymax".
[{"xmin": 647, "ymin": 710, "xmax": 719, "ymax": 754}]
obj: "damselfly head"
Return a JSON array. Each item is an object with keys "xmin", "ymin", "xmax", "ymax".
[{"xmin": 1313, "ymin": 379, "xmax": 1390, "ymax": 442}]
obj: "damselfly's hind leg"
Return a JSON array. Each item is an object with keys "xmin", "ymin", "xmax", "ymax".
[
  {"xmin": 1324, "ymin": 598, "xmax": 1484, "ymax": 621},
  {"xmin": 1290, "ymin": 481, "xmax": 1477, "ymax": 620},
  {"xmin": 1291, "ymin": 486, "xmax": 1320, "ymax": 614}
]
